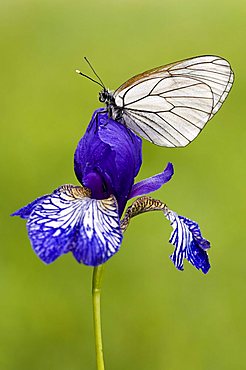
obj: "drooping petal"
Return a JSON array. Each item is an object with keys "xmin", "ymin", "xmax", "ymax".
[
  {"xmin": 74, "ymin": 109, "xmax": 142, "ymax": 215},
  {"xmin": 14, "ymin": 185, "xmax": 123, "ymax": 266},
  {"xmin": 128, "ymin": 162, "xmax": 174, "ymax": 199},
  {"xmin": 72, "ymin": 196, "xmax": 122, "ymax": 265},
  {"xmin": 164, "ymin": 208, "xmax": 210, "ymax": 273}
]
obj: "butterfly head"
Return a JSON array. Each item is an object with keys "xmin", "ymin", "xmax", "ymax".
[
  {"xmin": 99, "ymin": 89, "xmax": 123, "ymax": 121},
  {"xmin": 76, "ymin": 58, "xmax": 123, "ymax": 121},
  {"xmin": 99, "ymin": 88, "xmax": 108, "ymax": 103},
  {"xmin": 99, "ymin": 89, "xmax": 116, "ymax": 112},
  {"xmin": 99, "ymin": 89, "xmax": 114, "ymax": 103}
]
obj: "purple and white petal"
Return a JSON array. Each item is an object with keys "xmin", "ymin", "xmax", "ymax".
[
  {"xmin": 164, "ymin": 208, "xmax": 210, "ymax": 273},
  {"xmin": 26, "ymin": 185, "xmax": 122, "ymax": 265},
  {"xmin": 72, "ymin": 196, "xmax": 123, "ymax": 266},
  {"xmin": 128, "ymin": 162, "xmax": 174, "ymax": 199},
  {"xmin": 178, "ymin": 216, "xmax": 210, "ymax": 250}
]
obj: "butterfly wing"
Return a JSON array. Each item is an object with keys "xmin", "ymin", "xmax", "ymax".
[{"xmin": 113, "ymin": 55, "xmax": 234, "ymax": 147}]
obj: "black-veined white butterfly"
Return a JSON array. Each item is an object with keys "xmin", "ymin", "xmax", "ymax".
[{"xmin": 76, "ymin": 55, "xmax": 234, "ymax": 147}]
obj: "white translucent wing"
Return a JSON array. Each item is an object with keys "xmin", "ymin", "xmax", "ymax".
[
  {"xmin": 114, "ymin": 55, "xmax": 234, "ymax": 147},
  {"xmin": 27, "ymin": 185, "xmax": 122, "ymax": 265}
]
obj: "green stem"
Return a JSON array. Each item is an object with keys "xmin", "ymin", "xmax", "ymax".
[
  {"xmin": 92, "ymin": 265, "xmax": 105, "ymax": 370},
  {"xmin": 91, "ymin": 196, "xmax": 166, "ymax": 369}
]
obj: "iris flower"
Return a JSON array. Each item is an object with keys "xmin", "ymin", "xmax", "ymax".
[{"xmin": 12, "ymin": 108, "xmax": 210, "ymax": 273}]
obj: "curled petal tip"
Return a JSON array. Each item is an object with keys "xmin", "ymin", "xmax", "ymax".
[{"xmin": 128, "ymin": 162, "xmax": 174, "ymax": 199}]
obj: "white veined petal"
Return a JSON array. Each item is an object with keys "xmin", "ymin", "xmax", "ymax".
[
  {"xmin": 113, "ymin": 55, "xmax": 234, "ymax": 147},
  {"xmin": 164, "ymin": 207, "xmax": 210, "ymax": 273},
  {"xmin": 74, "ymin": 195, "xmax": 122, "ymax": 265},
  {"xmin": 27, "ymin": 185, "xmax": 122, "ymax": 265},
  {"xmin": 164, "ymin": 209, "xmax": 190, "ymax": 270}
]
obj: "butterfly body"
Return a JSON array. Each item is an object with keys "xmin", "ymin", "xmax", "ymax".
[{"xmin": 99, "ymin": 89, "xmax": 123, "ymax": 121}]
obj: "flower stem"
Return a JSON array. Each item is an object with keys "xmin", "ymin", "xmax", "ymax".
[{"xmin": 92, "ymin": 265, "xmax": 105, "ymax": 370}]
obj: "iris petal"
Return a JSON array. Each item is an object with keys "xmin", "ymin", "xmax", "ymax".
[
  {"xmin": 72, "ymin": 196, "xmax": 123, "ymax": 266},
  {"xmin": 164, "ymin": 208, "xmax": 210, "ymax": 273},
  {"xmin": 74, "ymin": 109, "xmax": 142, "ymax": 216},
  {"xmin": 129, "ymin": 162, "xmax": 174, "ymax": 199},
  {"xmin": 14, "ymin": 185, "xmax": 122, "ymax": 266}
]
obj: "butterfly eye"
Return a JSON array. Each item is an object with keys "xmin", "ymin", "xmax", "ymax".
[{"xmin": 99, "ymin": 91, "xmax": 106, "ymax": 103}]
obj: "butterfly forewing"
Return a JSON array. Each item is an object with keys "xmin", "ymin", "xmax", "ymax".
[{"xmin": 113, "ymin": 55, "xmax": 234, "ymax": 147}]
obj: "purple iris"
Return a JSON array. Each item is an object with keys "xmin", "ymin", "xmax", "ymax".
[{"xmin": 12, "ymin": 108, "xmax": 210, "ymax": 272}]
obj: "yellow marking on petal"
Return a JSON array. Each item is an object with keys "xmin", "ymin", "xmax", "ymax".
[{"xmin": 58, "ymin": 184, "xmax": 91, "ymax": 199}]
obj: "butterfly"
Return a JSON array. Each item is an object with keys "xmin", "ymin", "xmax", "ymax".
[{"xmin": 76, "ymin": 55, "xmax": 234, "ymax": 147}]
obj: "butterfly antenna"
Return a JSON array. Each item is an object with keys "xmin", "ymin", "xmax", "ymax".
[
  {"xmin": 75, "ymin": 69, "xmax": 104, "ymax": 88},
  {"xmin": 84, "ymin": 57, "xmax": 106, "ymax": 88}
]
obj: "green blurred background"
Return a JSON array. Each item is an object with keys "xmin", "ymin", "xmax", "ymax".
[{"xmin": 1, "ymin": 0, "xmax": 245, "ymax": 369}]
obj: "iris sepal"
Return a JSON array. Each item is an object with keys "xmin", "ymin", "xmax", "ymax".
[
  {"xmin": 121, "ymin": 196, "xmax": 210, "ymax": 273},
  {"xmin": 13, "ymin": 184, "xmax": 122, "ymax": 266},
  {"xmin": 164, "ymin": 209, "xmax": 210, "ymax": 273}
]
